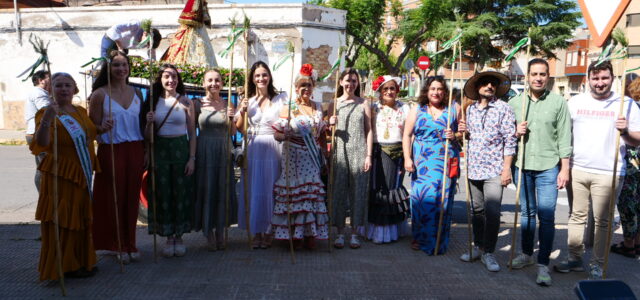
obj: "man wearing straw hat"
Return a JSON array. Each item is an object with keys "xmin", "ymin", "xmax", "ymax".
[
  {"xmin": 458, "ymin": 70, "xmax": 517, "ymax": 272},
  {"xmin": 554, "ymin": 60, "xmax": 640, "ymax": 280},
  {"xmin": 507, "ymin": 58, "xmax": 572, "ymax": 287}
]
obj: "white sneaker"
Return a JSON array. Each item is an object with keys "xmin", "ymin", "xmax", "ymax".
[
  {"xmin": 129, "ymin": 251, "xmax": 141, "ymax": 262},
  {"xmin": 509, "ymin": 253, "xmax": 535, "ymax": 269},
  {"xmin": 459, "ymin": 246, "xmax": 482, "ymax": 262},
  {"xmin": 162, "ymin": 239, "xmax": 175, "ymax": 257},
  {"xmin": 536, "ymin": 264, "xmax": 552, "ymax": 286},
  {"xmin": 116, "ymin": 253, "xmax": 130, "ymax": 265},
  {"xmin": 174, "ymin": 239, "xmax": 186, "ymax": 257},
  {"xmin": 481, "ymin": 253, "xmax": 500, "ymax": 272}
]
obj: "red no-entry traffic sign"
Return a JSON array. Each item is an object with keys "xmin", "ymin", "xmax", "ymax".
[{"xmin": 417, "ymin": 56, "xmax": 431, "ymax": 70}]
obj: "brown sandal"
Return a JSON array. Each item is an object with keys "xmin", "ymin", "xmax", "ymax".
[{"xmin": 411, "ymin": 240, "xmax": 420, "ymax": 251}]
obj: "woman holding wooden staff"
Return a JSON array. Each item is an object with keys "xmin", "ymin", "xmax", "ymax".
[
  {"xmin": 142, "ymin": 63, "xmax": 196, "ymax": 258},
  {"xmin": 89, "ymin": 50, "xmax": 145, "ymax": 264},
  {"xmin": 32, "ymin": 73, "xmax": 105, "ymax": 279},
  {"xmin": 269, "ymin": 64, "xmax": 329, "ymax": 250},
  {"xmin": 610, "ymin": 75, "xmax": 640, "ymax": 259},
  {"xmin": 402, "ymin": 76, "xmax": 460, "ymax": 255},
  {"xmin": 364, "ymin": 75, "xmax": 410, "ymax": 244},
  {"xmin": 235, "ymin": 61, "xmax": 286, "ymax": 249},
  {"xmin": 327, "ymin": 68, "xmax": 372, "ymax": 249},
  {"xmin": 194, "ymin": 69, "xmax": 237, "ymax": 251}
]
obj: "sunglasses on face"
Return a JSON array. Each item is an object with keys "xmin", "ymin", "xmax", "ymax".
[{"xmin": 477, "ymin": 77, "xmax": 499, "ymax": 87}]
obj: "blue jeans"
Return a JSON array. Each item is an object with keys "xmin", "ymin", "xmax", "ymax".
[{"xmin": 513, "ymin": 166, "xmax": 559, "ymax": 265}]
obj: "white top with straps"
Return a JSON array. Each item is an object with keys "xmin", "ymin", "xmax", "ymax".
[
  {"xmin": 99, "ymin": 91, "xmax": 144, "ymax": 144},
  {"xmin": 154, "ymin": 95, "xmax": 188, "ymax": 137}
]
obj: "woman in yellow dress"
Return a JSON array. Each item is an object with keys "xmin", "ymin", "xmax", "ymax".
[{"xmin": 32, "ymin": 73, "xmax": 110, "ymax": 280}]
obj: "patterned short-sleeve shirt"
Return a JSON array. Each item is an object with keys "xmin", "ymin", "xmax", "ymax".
[{"xmin": 466, "ymin": 98, "xmax": 517, "ymax": 180}]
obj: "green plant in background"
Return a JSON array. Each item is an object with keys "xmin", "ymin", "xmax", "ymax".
[{"xmin": 129, "ymin": 56, "xmax": 245, "ymax": 87}]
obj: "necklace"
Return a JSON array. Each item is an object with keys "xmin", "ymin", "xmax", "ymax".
[{"xmin": 378, "ymin": 102, "xmax": 403, "ymax": 140}]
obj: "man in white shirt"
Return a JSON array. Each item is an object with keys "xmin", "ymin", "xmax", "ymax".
[
  {"xmin": 100, "ymin": 20, "xmax": 161, "ymax": 59},
  {"xmin": 554, "ymin": 60, "xmax": 640, "ymax": 279},
  {"xmin": 24, "ymin": 70, "xmax": 51, "ymax": 191}
]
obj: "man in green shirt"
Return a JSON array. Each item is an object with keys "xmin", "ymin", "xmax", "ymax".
[{"xmin": 507, "ymin": 58, "xmax": 572, "ymax": 286}]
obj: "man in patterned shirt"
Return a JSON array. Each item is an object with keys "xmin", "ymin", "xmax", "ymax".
[
  {"xmin": 458, "ymin": 71, "xmax": 517, "ymax": 272},
  {"xmin": 507, "ymin": 58, "xmax": 572, "ymax": 287}
]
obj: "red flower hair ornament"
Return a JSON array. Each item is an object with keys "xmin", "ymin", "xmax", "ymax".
[
  {"xmin": 300, "ymin": 64, "xmax": 314, "ymax": 77},
  {"xmin": 372, "ymin": 75, "xmax": 401, "ymax": 98}
]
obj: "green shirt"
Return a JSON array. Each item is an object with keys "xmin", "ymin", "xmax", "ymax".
[{"xmin": 508, "ymin": 90, "xmax": 572, "ymax": 171}]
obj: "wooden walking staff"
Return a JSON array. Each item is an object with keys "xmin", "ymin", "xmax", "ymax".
[
  {"xmin": 603, "ymin": 29, "xmax": 629, "ymax": 279},
  {"xmin": 106, "ymin": 58, "xmax": 125, "ymax": 273},
  {"xmin": 223, "ymin": 18, "xmax": 237, "ymax": 250},
  {"xmin": 35, "ymin": 35, "xmax": 67, "ymax": 297},
  {"xmin": 458, "ymin": 42, "xmax": 473, "ymax": 260},
  {"xmin": 325, "ymin": 46, "xmax": 343, "ymax": 253},
  {"xmin": 509, "ymin": 28, "xmax": 532, "ymax": 271},
  {"xmin": 434, "ymin": 40, "xmax": 459, "ymax": 256},
  {"xmin": 241, "ymin": 15, "xmax": 253, "ymax": 249},
  {"xmin": 283, "ymin": 41, "xmax": 296, "ymax": 264},
  {"xmin": 147, "ymin": 29, "xmax": 159, "ymax": 262}
]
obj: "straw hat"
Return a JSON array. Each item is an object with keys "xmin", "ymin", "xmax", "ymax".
[{"xmin": 463, "ymin": 71, "xmax": 511, "ymax": 100}]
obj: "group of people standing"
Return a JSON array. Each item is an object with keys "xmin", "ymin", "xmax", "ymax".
[{"xmin": 25, "ymin": 50, "xmax": 640, "ymax": 288}]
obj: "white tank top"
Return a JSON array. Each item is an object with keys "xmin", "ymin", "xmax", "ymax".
[
  {"xmin": 154, "ymin": 95, "xmax": 187, "ymax": 136},
  {"xmin": 99, "ymin": 91, "xmax": 144, "ymax": 144}
]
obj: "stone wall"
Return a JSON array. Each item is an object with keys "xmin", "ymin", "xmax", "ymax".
[{"xmin": 0, "ymin": 3, "xmax": 345, "ymax": 129}]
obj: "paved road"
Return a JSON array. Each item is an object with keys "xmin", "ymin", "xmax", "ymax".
[
  {"xmin": 0, "ymin": 145, "xmax": 39, "ymax": 224},
  {"xmin": 0, "ymin": 145, "xmax": 638, "ymax": 299}
]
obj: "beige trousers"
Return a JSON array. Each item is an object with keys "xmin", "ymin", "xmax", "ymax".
[{"xmin": 568, "ymin": 169, "xmax": 623, "ymax": 266}]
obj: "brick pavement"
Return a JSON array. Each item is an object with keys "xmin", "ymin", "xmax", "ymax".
[{"xmin": 2, "ymin": 223, "xmax": 639, "ymax": 299}]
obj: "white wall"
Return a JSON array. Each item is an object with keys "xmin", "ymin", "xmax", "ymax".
[{"xmin": 0, "ymin": 3, "xmax": 345, "ymax": 129}]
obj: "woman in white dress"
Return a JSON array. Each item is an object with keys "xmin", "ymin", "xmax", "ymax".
[{"xmin": 236, "ymin": 61, "xmax": 286, "ymax": 249}]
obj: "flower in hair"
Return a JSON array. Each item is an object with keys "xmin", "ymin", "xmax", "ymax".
[
  {"xmin": 300, "ymin": 64, "xmax": 314, "ymax": 77},
  {"xmin": 372, "ymin": 75, "xmax": 386, "ymax": 92}
]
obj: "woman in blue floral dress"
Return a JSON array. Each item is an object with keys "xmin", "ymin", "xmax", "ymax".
[{"xmin": 402, "ymin": 76, "xmax": 461, "ymax": 255}]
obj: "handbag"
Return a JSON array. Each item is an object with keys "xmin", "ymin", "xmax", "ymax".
[{"xmin": 447, "ymin": 157, "xmax": 459, "ymax": 178}]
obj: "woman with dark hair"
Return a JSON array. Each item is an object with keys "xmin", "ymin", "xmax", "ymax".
[
  {"xmin": 364, "ymin": 75, "xmax": 410, "ymax": 244},
  {"xmin": 194, "ymin": 69, "xmax": 237, "ymax": 251},
  {"xmin": 611, "ymin": 75, "xmax": 640, "ymax": 258},
  {"xmin": 32, "ymin": 73, "xmax": 107, "ymax": 279},
  {"xmin": 328, "ymin": 68, "xmax": 373, "ymax": 249},
  {"xmin": 142, "ymin": 63, "xmax": 196, "ymax": 257},
  {"xmin": 235, "ymin": 61, "xmax": 286, "ymax": 249},
  {"xmin": 270, "ymin": 64, "xmax": 329, "ymax": 250},
  {"xmin": 89, "ymin": 50, "xmax": 145, "ymax": 264},
  {"xmin": 402, "ymin": 76, "xmax": 461, "ymax": 255}
]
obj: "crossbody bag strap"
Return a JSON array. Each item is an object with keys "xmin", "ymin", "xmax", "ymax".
[{"xmin": 156, "ymin": 98, "xmax": 180, "ymax": 132}]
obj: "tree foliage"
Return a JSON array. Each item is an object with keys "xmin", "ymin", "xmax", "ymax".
[{"xmin": 323, "ymin": 0, "xmax": 581, "ymax": 76}]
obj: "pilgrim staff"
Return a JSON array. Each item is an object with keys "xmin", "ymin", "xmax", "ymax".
[
  {"xmin": 224, "ymin": 20, "xmax": 237, "ymax": 249},
  {"xmin": 43, "ymin": 41, "xmax": 67, "ymax": 297},
  {"xmin": 434, "ymin": 42, "xmax": 459, "ymax": 255},
  {"xmin": 603, "ymin": 30, "xmax": 630, "ymax": 278},
  {"xmin": 106, "ymin": 59, "xmax": 125, "ymax": 273},
  {"xmin": 509, "ymin": 29, "xmax": 532, "ymax": 271},
  {"xmin": 241, "ymin": 16, "xmax": 252, "ymax": 249},
  {"xmin": 326, "ymin": 65, "xmax": 341, "ymax": 253},
  {"xmin": 147, "ymin": 31, "xmax": 159, "ymax": 262},
  {"xmin": 458, "ymin": 42, "xmax": 474, "ymax": 260},
  {"xmin": 283, "ymin": 42, "xmax": 296, "ymax": 263}
]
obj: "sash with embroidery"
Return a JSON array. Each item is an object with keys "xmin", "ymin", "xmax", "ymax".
[{"xmin": 58, "ymin": 114, "xmax": 93, "ymax": 200}]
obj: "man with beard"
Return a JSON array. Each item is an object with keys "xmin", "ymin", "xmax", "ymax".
[
  {"xmin": 507, "ymin": 58, "xmax": 572, "ymax": 286},
  {"xmin": 458, "ymin": 71, "xmax": 517, "ymax": 272},
  {"xmin": 555, "ymin": 60, "xmax": 640, "ymax": 279}
]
